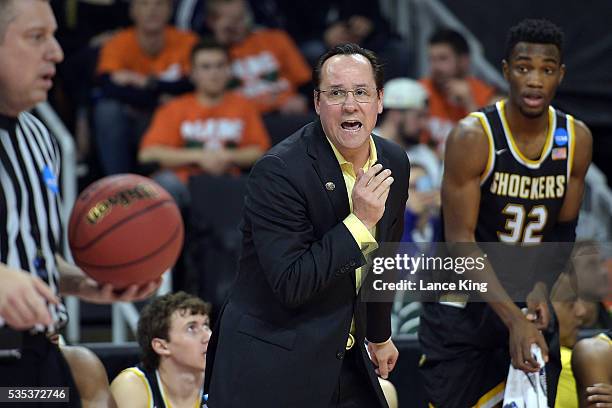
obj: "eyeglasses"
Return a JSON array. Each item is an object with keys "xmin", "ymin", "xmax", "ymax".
[{"xmin": 317, "ymin": 87, "xmax": 378, "ymax": 105}]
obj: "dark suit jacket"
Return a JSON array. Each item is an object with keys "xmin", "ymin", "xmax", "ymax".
[{"xmin": 205, "ymin": 120, "xmax": 410, "ymax": 407}]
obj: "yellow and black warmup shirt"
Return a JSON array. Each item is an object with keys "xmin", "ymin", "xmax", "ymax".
[
  {"xmin": 470, "ymin": 100, "xmax": 576, "ymax": 293},
  {"xmin": 0, "ymin": 112, "xmax": 67, "ymax": 332},
  {"xmin": 121, "ymin": 364, "xmax": 206, "ymax": 408}
]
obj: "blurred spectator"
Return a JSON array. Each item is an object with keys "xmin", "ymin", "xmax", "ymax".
[
  {"xmin": 205, "ymin": 0, "xmax": 311, "ymax": 114},
  {"xmin": 570, "ymin": 241, "xmax": 612, "ymax": 330},
  {"xmin": 52, "ymin": 0, "xmax": 131, "ymax": 161},
  {"xmin": 375, "ymin": 78, "xmax": 442, "ymax": 187},
  {"xmin": 420, "ymin": 29, "xmax": 497, "ymax": 153},
  {"xmin": 139, "ymin": 39, "xmax": 270, "ymax": 211},
  {"xmin": 402, "ymin": 163, "xmax": 442, "ymax": 246},
  {"xmin": 391, "ymin": 162, "xmax": 442, "ymax": 335},
  {"xmin": 173, "ymin": 0, "xmax": 281, "ymax": 35},
  {"xmin": 53, "ymin": 0, "xmax": 131, "ymax": 57},
  {"xmin": 275, "ymin": 0, "xmax": 410, "ymax": 79},
  {"xmin": 94, "ymin": 0, "xmax": 198, "ymax": 175}
]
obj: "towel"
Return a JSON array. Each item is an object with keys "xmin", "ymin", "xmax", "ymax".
[{"xmin": 502, "ymin": 344, "xmax": 548, "ymax": 408}]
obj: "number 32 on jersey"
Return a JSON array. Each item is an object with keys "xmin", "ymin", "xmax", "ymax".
[{"xmin": 498, "ymin": 204, "xmax": 548, "ymax": 243}]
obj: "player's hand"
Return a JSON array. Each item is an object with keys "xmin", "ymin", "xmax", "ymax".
[
  {"xmin": 75, "ymin": 277, "xmax": 162, "ymax": 304},
  {"xmin": 586, "ymin": 383, "xmax": 612, "ymax": 407},
  {"xmin": 0, "ymin": 266, "xmax": 59, "ymax": 330},
  {"xmin": 526, "ymin": 283, "xmax": 550, "ymax": 330},
  {"xmin": 367, "ymin": 339, "xmax": 399, "ymax": 380},
  {"xmin": 353, "ymin": 164, "xmax": 394, "ymax": 229},
  {"xmin": 508, "ymin": 315, "xmax": 549, "ymax": 373}
]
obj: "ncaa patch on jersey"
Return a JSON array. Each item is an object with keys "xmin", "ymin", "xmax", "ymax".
[
  {"xmin": 552, "ymin": 147, "xmax": 567, "ymax": 160},
  {"xmin": 42, "ymin": 165, "xmax": 59, "ymax": 194},
  {"xmin": 554, "ymin": 128, "xmax": 569, "ymax": 146}
]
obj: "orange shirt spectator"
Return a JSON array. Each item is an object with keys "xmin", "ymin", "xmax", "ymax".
[
  {"xmin": 141, "ymin": 92, "xmax": 270, "ymax": 182},
  {"xmin": 98, "ymin": 26, "xmax": 198, "ymax": 80},
  {"xmin": 228, "ymin": 29, "xmax": 311, "ymax": 113},
  {"xmin": 420, "ymin": 77, "xmax": 495, "ymax": 150}
]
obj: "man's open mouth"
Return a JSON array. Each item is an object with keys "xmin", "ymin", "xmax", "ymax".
[{"xmin": 341, "ymin": 120, "xmax": 363, "ymax": 131}]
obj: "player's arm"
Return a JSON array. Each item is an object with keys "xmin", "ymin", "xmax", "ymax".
[
  {"xmin": 55, "ymin": 255, "xmax": 159, "ymax": 303},
  {"xmin": 572, "ymin": 337, "xmax": 612, "ymax": 408},
  {"xmin": 110, "ymin": 370, "xmax": 151, "ymax": 408},
  {"xmin": 443, "ymin": 117, "xmax": 548, "ymax": 372},
  {"xmin": 61, "ymin": 345, "xmax": 117, "ymax": 408},
  {"xmin": 558, "ymin": 120, "xmax": 592, "ymax": 224},
  {"xmin": 549, "ymin": 121, "xmax": 593, "ymax": 293}
]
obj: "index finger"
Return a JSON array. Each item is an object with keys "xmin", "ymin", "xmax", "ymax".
[
  {"xmin": 32, "ymin": 276, "xmax": 60, "ymax": 305},
  {"xmin": 133, "ymin": 279, "xmax": 161, "ymax": 301},
  {"xmin": 521, "ymin": 343, "xmax": 540, "ymax": 372},
  {"xmin": 535, "ymin": 336, "xmax": 549, "ymax": 363},
  {"xmin": 357, "ymin": 163, "xmax": 383, "ymax": 188},
  {"xmin": 116, "ymin": 284, "xmax": 139, "ymax": 302},
  {"xmin": 378, "ymin": 357, "xmax": 390, "ymax": 379}
]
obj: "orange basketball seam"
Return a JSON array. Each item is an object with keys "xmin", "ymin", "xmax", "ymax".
[{"xmin": 72, "ymin": 222, "xmax": 183, "ymax": 269}]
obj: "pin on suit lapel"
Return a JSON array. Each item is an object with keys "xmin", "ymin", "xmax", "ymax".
[{"xmin": 306, "ymin": 122, "xmax": 350, "ymax": 223}]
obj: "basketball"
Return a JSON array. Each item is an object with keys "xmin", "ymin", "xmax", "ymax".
[{"xmin": 68, "ymin": 174, "xmax": 184, "ymax": 289}]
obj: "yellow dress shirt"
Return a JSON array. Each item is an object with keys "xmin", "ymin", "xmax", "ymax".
[{"xmin": 325, "ymin": 136, "xmax": 379, "ymax": 345}]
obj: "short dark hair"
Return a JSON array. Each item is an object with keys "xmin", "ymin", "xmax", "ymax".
[
  {"xmin": 190, "ymin": 37, "xmax": 228, "ymax": 63},
  {"xmin": 429, "ymin": 29, "xmax": 469, "ymax": 56},
  {"xmin": 138, "ymin": 292, "xmax": 211, "ymax": 371},
  {"xmin": 313, "ymin": 43, "xmax": 384, "ymax": 91},
  {"xmin": 505, "ymin": 19, "xmax": 564, "ymax": 61}
]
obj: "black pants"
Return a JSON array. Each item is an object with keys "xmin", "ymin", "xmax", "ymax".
[
  {"xmin": 328, "ymin": 346, "xmax": 387, "ymax": 408},
  {"xmin": 0, "ymin": 332, "xmax": 81, "ymax": 408},
  {"xmin": 419, "ymin": 302, "xmax": 561, "ymax": 408}
]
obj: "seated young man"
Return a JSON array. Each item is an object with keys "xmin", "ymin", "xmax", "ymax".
[
  {"xmin": 111, "ymin": 292, "xmax": 212, "ymax": 408},
  {"xmin": 139, "ymin": 38, "xmax": 270, "ymax": 211},
  {"xmin": 94, "ymin": 0, "xmax": 198, "ymax": 175}
]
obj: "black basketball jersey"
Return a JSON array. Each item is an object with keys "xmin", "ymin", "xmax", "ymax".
[
  {"xmin": 473, "ymin": 100, "xmax": 575, "ymax": 243},
  {"xmin": 122, "ymin": 364, "xmax": 207, "ymax": 408},
  {"xmin": 468, "ymin": 100, "xmax": 576, "ymax": 295}
]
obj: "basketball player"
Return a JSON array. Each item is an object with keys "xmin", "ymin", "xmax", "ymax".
[
  {"xmin": 418, "ymin": 19, "xmax": 592, "ymax": 407},
  {"xmin": 111, "ymin": 292, "xmax": 211, "ymax": 408},
  {"xmin": 0, "ymin": 0, "xmax": 159, "ymax": 395}
]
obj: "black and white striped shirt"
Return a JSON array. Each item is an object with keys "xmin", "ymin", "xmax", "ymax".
[{"xmin": 0, "ymin": 111, "xmax": 67, "ymax": 332}]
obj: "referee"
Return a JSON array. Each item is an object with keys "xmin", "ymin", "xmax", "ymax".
[{"xmin": 0, "ymin": 0, "xmax": 160, "ymax": 400}]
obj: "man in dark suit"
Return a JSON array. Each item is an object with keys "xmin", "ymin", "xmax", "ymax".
[{"xmin": 205, "ymin": 43, "xmax": 410, "ymax": 408}]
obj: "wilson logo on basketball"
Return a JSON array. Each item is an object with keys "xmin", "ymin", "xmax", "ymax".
[{"xmin": 86, "ymin": 184, "xmax": 159, "ymax": 224}]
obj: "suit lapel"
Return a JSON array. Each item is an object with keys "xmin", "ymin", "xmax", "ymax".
[
  {"xmin": 373, "ymin": 136, "xmax": 393, "ymax": 244},
  {"xmin": 306, "ymin": 121, "xmax": 350, "ymax": 224}
]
